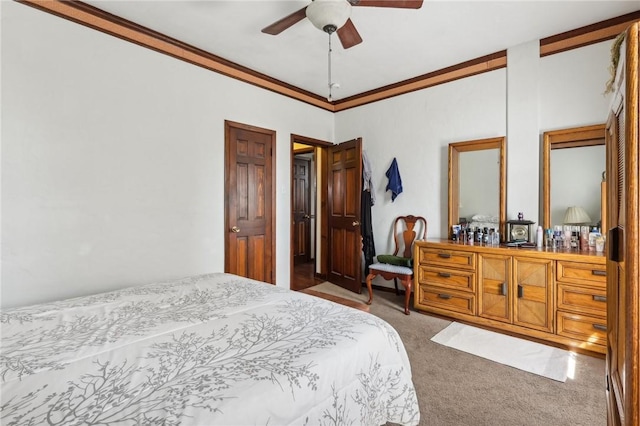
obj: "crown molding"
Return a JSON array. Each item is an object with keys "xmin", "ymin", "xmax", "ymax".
[
  {"xmin": 17, "ymin": 0, "xmax": 333, "ymax": 111},
  {"xmin": 540, "ymin": 11, "xmax": 640, "ymax": 57},
  {"xmin": 333, "ymin": 51, "xmax": 507, "ymax": 112},
  {"xmin": 16, "ymin": 1, "xmax": 640, "ymax": 112}
]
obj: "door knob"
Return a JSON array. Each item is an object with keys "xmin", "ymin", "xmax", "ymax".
[
  {"xmin": 304, "ymin": 214, "xmax": 311, "ymax": 219},
  {"xmin": 352, "ymin": 221, "xmax": 361, "ymax": 227},
  {"xmin": 231, "ymin": 226, "xmax": 240, "ymax": 233}
]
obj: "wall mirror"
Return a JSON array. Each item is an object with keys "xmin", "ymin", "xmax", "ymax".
[
  {"xmin": 542, "ymin": 124, "xmax": 606, "ymax": 230},
  {"xmin": 448, "ymin": 136, "xmax": 506, "ymax": 237}
]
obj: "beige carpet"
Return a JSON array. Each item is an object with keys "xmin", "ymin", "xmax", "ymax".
[
  {"xmin": 307, "ymin": 282, "xmax": 606, "ymax": 426},
  {"xmin": 299, "ymin": 286, "xmax": 370, "ymax": 312},
  {"xmin": 308, "ymin": 281, "xmax": 370, "ymax": 303}
]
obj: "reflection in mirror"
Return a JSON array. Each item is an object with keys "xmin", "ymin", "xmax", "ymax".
[
  {"xmin": 448, "ymin": 137, "xmax": 506, "ymax": 238},
  {"xmin": 542, "ymin": 124, "xmax": 606, "ymax": 230}
]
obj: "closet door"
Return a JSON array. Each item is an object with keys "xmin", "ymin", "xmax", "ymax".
[
  {"xmin": 605, "ymin": 22, "xmax": 639, "ymax": 426},
  {"xmin": 606, "ymin": 91, "xmax": 627, "ymax": 426}
]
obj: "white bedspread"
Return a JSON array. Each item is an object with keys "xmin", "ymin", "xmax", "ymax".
[{"xmin": 1, "ymin": 273, "xmax": 419, "ymax": 425}]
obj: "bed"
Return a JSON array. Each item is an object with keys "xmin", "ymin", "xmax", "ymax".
[{"xmin": 1, "ymin": 273, "xmax": 420, "ymax": 425}]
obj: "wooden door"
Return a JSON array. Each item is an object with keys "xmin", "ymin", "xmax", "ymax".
[
  {"xmin": 293, "ymin": 157, "xmax": 311, "ymax": 265},
  {"xmin": 605, "ymin": 23, "xmax": 639, "ymax": 426},
  {"xmin": 327, "ymin": 138, "xmax": 362, "ymax": 293},
  {"xmin": 478, "ymin": 254, "xmax": 512, "ymax": 323},
  {"xmin": 224, "ymin": 121, "xmax": 275, "ymax": 284},
  {"xmin": 512, "ymin": 257, "xmax": 554, "ymax": 333}
]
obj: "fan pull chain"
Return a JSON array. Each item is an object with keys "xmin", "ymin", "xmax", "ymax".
[{"xmin": 327, "ymin": 33, "xmax": 333, "ymax": 102}]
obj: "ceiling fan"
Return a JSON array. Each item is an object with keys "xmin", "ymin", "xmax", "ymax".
[{"xmin": 261, "ymin": 0, "xmax": 424, "ymax": 49}]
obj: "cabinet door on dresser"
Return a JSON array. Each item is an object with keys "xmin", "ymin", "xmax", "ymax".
[
  {"xmin": 478, "ymin": 254, "xmax": 512, "ymax": 323},
  {"xmin": 513, "ymin": 257, "xmax": 554, "ymax": 333}
]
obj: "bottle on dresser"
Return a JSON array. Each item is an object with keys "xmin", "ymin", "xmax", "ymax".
[
  {"xmin": 536, "ymin": 226, "xmax": 543, "ymax": 248},
  {"xmin": 588, "ymin": 227, "xmax": 601, "ymax": 251}
]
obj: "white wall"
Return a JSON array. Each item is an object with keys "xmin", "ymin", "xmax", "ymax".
[
  {"xmin": 507, "ymin": 40, "xmax": 540, "ymax": 224},
  {"xmin": 1, "ymin": 1, "xmax": 617, "ymax": 302},
  {"xmin": 1, "ymin": 1, "xmax": 333, "ymax": 308},
  {"xmin": 337, "ymin": 41, "xmax": 613, "ymax": 290},
  {"xmin": 539, "ymin": 41, "xmax": 613, "ymax": 129},
  {"xmin": 335, "ymin": 70, "xmax": 507, "ymax": 256}
]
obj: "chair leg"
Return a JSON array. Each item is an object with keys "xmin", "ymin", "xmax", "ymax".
[
  {"xmin": 394, "ymin": 278, "xmax": 400, "ymax": 295},
  {"xmin": 401, "ymin": 276, "xmax": 412, "ymax": 315},
  {"xmin": 365, "ymin": 272, "xmax": 376, "ymax": 305}
]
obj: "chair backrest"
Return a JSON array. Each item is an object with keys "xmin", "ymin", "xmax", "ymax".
[{"xmin": 393, "ymin": 215, "xmax": 427, "ymax": 258}]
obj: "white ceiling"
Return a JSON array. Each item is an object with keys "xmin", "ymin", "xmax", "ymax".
[{"xmin": 86, "ymin": 1, "xmax": 639, "ymax": 101}]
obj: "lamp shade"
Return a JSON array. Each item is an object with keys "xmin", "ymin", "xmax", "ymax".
[
  {"xmin": 306, "ymin": 0, "xmax": 351, "ymax": 33},
  {"xmin": 563, "ymin": 206, "xmax": 592, "ymax": 224}
]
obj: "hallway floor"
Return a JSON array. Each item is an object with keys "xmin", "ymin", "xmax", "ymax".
[{"xmin": 291, "ymin": 261, "xmax": 323, "ymax": 291}]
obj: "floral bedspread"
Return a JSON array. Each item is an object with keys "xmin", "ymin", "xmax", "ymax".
[{"xmin": 1, "ymin": 273, "xmax": 419, "ymax": 425}]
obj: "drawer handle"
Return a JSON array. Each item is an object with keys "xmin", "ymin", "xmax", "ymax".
[
  {"xmin": 438, "ymin": 272, "xmax": 451, "ymax": 278},
  {"xmin": 517, "ymin": 285, "xmax": 523, "ymax": 298},
  {"xmin": 592, "ymin": 295, "xmax": 607, "ymax": 303},
  {"xmin": 500, "ymin": 283, "xmax": 507, "ymax": 296},
  {"xmin": 592, "ymin": 324, "xmax": 607, "ymax": 331},
  {"xmin": 437, "ymin": 294, "xmax": 452, "ymax": 300},
  {"xmin": 592, "ymin": 270, "xmax": 606, "ymax": 277},
  {"xmin": 438, "ymin": 253, "xmax": 452, "ymax": 259}
]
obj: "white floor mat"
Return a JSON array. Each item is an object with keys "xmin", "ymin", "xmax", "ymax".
[{"xmin": 431, "ymin": 322, "xmax": 573, "ymax": 382}]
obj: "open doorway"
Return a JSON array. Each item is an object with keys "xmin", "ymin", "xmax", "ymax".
[{"xmin": 290, "ymin": 135, "xmax": 332, "ymax": 291}]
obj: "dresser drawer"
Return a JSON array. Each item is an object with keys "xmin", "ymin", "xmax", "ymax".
[
  {"xmin": 557, "ymin": 261, "xmax": 606, "ymax": 286},
  {"xmin": 418, "ymin": 247, "xmax": 476, "ymax": 270},
  {"xmin": 416, "ymin": 286, "xmax": 476, "ymax": 315},
  {"xmin": 557, "ymin": 283, "xmax": 607, "ymax": 317},
  {"xmin": 556, "ymin": 312, "xmax": 607, "ymax": 347},
  {"xmin": 418, "ymin": 266, "xmax": 475, "ymax": 292}
]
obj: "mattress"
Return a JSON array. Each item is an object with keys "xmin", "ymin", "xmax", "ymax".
[{"xmin": 1, "ymin": 273, "xmax": 419, "ymax": 425}]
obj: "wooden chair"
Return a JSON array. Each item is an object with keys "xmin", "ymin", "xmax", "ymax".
[{"xmin": 366, "ymin": 215, "xmax": 427, "ymax": 315}]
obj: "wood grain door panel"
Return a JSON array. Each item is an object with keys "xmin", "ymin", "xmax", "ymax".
[
  {"xmin": 478, "ymin": 254, "xmax": 512, "ymax": 323},
  {"xmin": 604, "ymin": 26, "xmax": 640, "ymax": 424},
  {"xmin": 225, "ymin": 121, "xmax": 275, "ymax": 284},
  {"xmin": 607, "ymin": 97, "xmax": 626, "ymax": 426},
  {"xmin": 327, "ymin": 139, "xmax": 362, "ymax": 292},
  {"xmin": 293, "ymin": 157, "xmax": 311, "ymax": 265},
  {"xmin": 513, "ymin": 257, "xmax": 554, "ymax": 333}
]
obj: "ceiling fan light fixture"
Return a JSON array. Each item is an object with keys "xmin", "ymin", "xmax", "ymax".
[{"xmin": 306, "ymin": 0, "xmax": 351, "ymax": 34}]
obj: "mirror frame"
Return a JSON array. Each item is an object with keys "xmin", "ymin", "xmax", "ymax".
[
  {"xmin": 542, "ymin": 124, "xmax": 606, "ymax": 229},
  {"xmin": 448, "ymin": 136, "xmax": 507, "ymax": 237}
]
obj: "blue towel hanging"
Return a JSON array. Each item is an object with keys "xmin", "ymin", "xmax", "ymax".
[{"xmin": 385, "ymin": 157, "xmax": 403, "ymax": 202}]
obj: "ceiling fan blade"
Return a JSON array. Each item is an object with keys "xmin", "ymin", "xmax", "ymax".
[
  {"xmin": 337, "ymin": 19, "xmax": 363, "ymax": 49},
  {"xmin": 351, "ymin": 0, "xmax": 423, "ymax": 8},
  {"xmin": 261, "ymin": 6, "xmax": 308, "ymax": 35}
]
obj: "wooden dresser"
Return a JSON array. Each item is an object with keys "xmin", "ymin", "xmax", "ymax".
[{"xmin": 414, "ymin": 239, "xmax": 607, "ymax": 355}]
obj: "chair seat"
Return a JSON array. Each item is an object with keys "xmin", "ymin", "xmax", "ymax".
[
  {"xmin": 376, "ymin": 254, "xmax": 412, "ymax": 267},
  {"xmin": 369, "ymin": 263, "xmax": 413, "ymax": 275}
]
